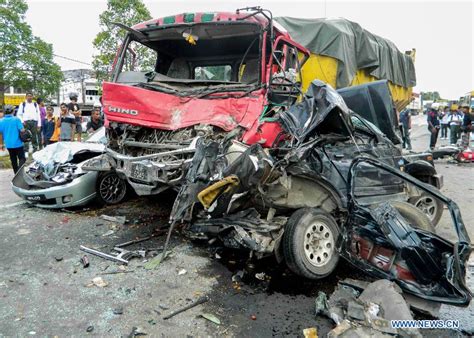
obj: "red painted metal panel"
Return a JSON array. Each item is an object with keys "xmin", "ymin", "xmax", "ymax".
[{"xmin": 102, "ymin": 82, "xmax": 266, "ymax": 132}]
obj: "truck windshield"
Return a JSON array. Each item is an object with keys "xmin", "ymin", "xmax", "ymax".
[{"xmin": 114, "ymin": 23, "xmax": 262, "ymax": 91}]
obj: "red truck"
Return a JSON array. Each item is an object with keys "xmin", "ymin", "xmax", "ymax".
[{"xmin": 99, "ymin": 9, "xmax": 311, "ymax": 196}]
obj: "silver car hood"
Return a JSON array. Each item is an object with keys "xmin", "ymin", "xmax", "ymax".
[{"xmin": 33, "ymin": 142, "xmax": 105, "ymax": 166}]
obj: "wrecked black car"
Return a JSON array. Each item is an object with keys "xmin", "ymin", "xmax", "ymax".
[{"xmin": 168, "ymin": 81, "xmax": 471, "ymax": 306}]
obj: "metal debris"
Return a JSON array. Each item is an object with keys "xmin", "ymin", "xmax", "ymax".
[
  {"xmin": 100, "ymin": 214, "xmax": 127, "ymax": 225},
  {"xmin": 163, "ymin": 295, "xmax": 209, "ymax": 320},
  {"xmin": 80, "ymin": 255, "xmax": 90, "ymax": 268},
  {"xmin": 80, "ymin": 245, "xmax": 146, "ymax": 265}
]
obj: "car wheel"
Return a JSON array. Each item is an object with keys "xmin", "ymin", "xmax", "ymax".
[
  {"xmin": 390, "ymin": 201, "xmax": 435, "ymax": 233},
  {"xmin": 282, "ymin": 208, "xmax": 340, "ymax": 279},
  {"xmin": 96, "ymin": 171, "xmax": 127, "ymax": 205},
  {"xmin": 408, "ymin": 193, "xmax": 443, "ymax": 227}
]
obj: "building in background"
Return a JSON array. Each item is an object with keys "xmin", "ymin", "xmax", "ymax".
[{"xmin": 58, "ymin": 69, "xmax": 101, "ymax": 114}]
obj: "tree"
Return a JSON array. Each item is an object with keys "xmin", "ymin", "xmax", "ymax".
[
  {"xmin": 421, "ymin": 91, "xmax": 442, "ymax": 101},
  {"xmin": 92, "ymin": 0, "xmax": 152, "ymax": 84},
  {"xmin": 0, "ymin": 0, "xmax": 63, "ymax": 107}
]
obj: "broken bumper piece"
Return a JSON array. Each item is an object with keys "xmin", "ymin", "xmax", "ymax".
[{"xmin": 84, "ymin": 140, "xmax": 198, "ymax": 195}]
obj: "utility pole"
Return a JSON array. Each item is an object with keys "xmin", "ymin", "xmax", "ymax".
[{"xmin": 80, "ymin": 69, "xmax": 86, "ymax": 105}]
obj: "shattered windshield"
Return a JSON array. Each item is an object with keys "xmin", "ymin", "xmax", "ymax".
[{"xmin": 114, "ymin": 23, "xmax": 262, "ymax": 94}]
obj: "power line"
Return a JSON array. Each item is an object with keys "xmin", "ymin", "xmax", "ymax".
[{"xmin": 53, "ymin": 54, "xmax": 91, "ymax": 66}]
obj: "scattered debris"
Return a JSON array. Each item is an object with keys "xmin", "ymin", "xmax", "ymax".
[
  {"xmin": 17, "ymin": 229, "xmax": 31, "ymax": 235},
  {"xmin": 80, "ymin": 255, "xmax": 90, "ymax": 268},
  {"xmin": 113, "ymin": 307, "xmax": 124, "ymax": 315},
  {"xmin": 163, "ymin": 295, "xmax": 209, "ymax": 320},
  {"xmin": 86, "ymin": 325, "xmax": 94, "ymax": 333},
  {"xmin": 27, "ymin": 331, "xmax": 36, "ymax": 335},
  {"xmin": 100, "ymin": 214, "xmax": 127, "ymax": 224},
  {"xmin": 102, "ymin": 229, "xmax": 115, "ymax": 237},
  {"xmin": 101, "ymin": 270, "xmax": 135, "ymax": 275},
  {"xmin": 54, "ymin": 256, "xmax": 63, "ymax": 262},
  {"xmin": 314, "ymin": 291, "xmax": 328, "ymax": 316},
  {"xmin": 87, "ymin": 277, "xmax": 108, "ymax": 288},
  {"xmin": 115, "ymin": 236, "xmax": 152, "ymax": 248},
  {"xmin": 127, "ymin": 326, "xmax": 147, "ymax": 337},
  {"xmin": 319, "ymin": 279, "xmax": 421, "ymax": 337},
  {"xmin": 255, "ymin": 272, "xmax": 266, "ymax": 281},
  {"xmin": 80, "ymin": 245, "xmax": 146, "ymax": 265},
  {"xmin": 231, "ymin": 270, "xmax": 244, "ymax": 283},
  {"xmin": 303, "ymin": 327, "xmax": 318, "ymax": 338},
  {"xmin": 200, "ymin": 313, "xmax": 221, "ymax": 325},
  {"xmin": 147, "ymin": 319, "xmax": 156, "ymax": 325},
  {"xmin": 177, "ymin": 269, "xmax": 187, "ymax": 276}
]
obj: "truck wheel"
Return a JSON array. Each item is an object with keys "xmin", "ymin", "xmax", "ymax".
[
  {"xmin": 282, "ymin": 208, "xmax": 340, "ymax": 279},
  {"xmin": 390, "ymin": 201, "xmax": 435, "ymax": 233},
  {"xmin": 96, "ymin": 171, "xmax": 127, "ymax": 205},
  {"xmin": 408, "ymin": 193, "xmax": 443, "ymax": 227}
]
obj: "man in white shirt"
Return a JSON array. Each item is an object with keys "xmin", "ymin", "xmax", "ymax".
[{"xmin": 16, "ymin": 92, "xmax": 42, "ymax": 153}]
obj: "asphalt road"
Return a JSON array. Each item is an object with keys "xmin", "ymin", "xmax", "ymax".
[{"xmin": 0, "ymin": 116, "xmax": 473, "ymax": 336}]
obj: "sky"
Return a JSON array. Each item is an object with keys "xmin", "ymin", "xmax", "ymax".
[{"xmin": 25, "ymin": 0, "xmax": 473, "ymax": 100}]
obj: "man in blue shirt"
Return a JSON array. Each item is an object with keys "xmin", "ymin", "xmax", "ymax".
[{"xmin": 0, "ymin": 105, "xmax": 26, "ymax": 173}]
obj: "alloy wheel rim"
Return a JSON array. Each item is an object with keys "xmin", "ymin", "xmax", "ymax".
[
  {"xmin": 303, "ymin": 221, "xmax": 334, "ymax": 267},
  {"xmin": 99, "ymin": 174, "xmax": 126, "ymax": 203},
  {"xmin": 415, "ymin": 196, "xmax": 438, "ymax": 221}
]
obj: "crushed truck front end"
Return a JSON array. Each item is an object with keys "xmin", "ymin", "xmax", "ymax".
[{"xmin": 91, "ymin": 10, "xmax": 310, "ymax": 195}]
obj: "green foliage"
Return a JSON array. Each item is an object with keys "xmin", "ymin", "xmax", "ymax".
[
  {"xmin": 92, "ymin": 0, "xmax": 152, "ymax": 83},
  {"xmin": 421, "ymin": 91, "xmax": 442, "ymax": 101},
  {"xmin": 0, "ymin": 0, "xmax": 63, "ymax": 105}
]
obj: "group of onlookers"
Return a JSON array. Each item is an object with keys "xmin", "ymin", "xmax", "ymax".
[
  {"xmin": 0, "ymin": 92, "xmax": 104, "ymax": 173},
  {"xmin": 427, "ymin": 105, "xmax": 473, "ymax": 150}
]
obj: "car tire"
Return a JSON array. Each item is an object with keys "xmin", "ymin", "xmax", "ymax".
[
  {"xmin": 390, "ymin": 200, "xmax": 435, "ymax": 233},
  {"xmin": 408, "ymin": 193, "xmax": 443, "ymax": 227},
  {"xmin": 96, "ymin": 171, "xmax": 127, "ymax": 205},
  {"xmin": 282, "ymin": 208, "xmax": 340, "ymax": 279}
]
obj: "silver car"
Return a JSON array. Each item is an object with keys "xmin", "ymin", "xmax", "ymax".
[{"xmin": 12, "ymin": 128, "xmax": 127, "ymax": 208}]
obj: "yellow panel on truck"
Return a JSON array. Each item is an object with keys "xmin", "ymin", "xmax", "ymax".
[{"xmin": 277, "ymin": 17, "xmax": 416, "ymax": 112}]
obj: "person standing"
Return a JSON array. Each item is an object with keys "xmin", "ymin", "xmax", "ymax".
[
  {"xmin": 0, "ymin": 105, "xmax": 26, "ymax": 173},
  {"xmin": 42, "ymin": 106, "xmax": 58, "ymax": 146},
  {"xmin": 399, "ymin": 108, "xmax": 412, "ymax": 150},
  {"xmin": 461, "ymin": 106, "xmax": 473, "ymax": 148},
  {"xmin": 439, "ymin": 106, "xmax": 449, "ymax": 139},
  {"xmin": 86, "ymin": 108, "xmax": 104, "ymax": 133},
  {"xmin": 36, "ymin": 98, "xmax": 46, "ymax": 149},
  {"xmin": 59, "ymin": 103, "xmax": 76, "ymax": 141},
  {"xmin": 16, "ymin": 92, "xmax": 41, "ymax": 153},
  {"xmin": 427, "ymin": 107, "xmax": 440, "ymax": 150},
  {"xmin": 448, "ymin": 107, "xmax": 463, "ymax": 145},
  {"xmin": 68, "ymin": 93, "xmax": 82, "ymax": 142}
]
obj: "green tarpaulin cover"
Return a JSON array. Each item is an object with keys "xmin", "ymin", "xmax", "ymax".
[{"xmin": 275, "ymin": 17, "xmax": 416, "ymax": 89}]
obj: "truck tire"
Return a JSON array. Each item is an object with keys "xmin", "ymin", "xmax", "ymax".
[
  {"xmin": 96, "ymin": 171, "xmax": 127, "ymax": 205},
  {"xmin": 408, "ymin": 193, "xmax": 443, "ymax": 227},
  {"xmin": 282, "ymin": 208, "xmax": 340, "ymax": 279},
  {"xmin": 390, "ymin": 201, "xmax": 435, "ymax": 233}
]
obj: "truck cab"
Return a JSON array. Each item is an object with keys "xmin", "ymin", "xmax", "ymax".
[{"xmin": 99, "ymin": 10, "xmax": 309, "ymax": 195}]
